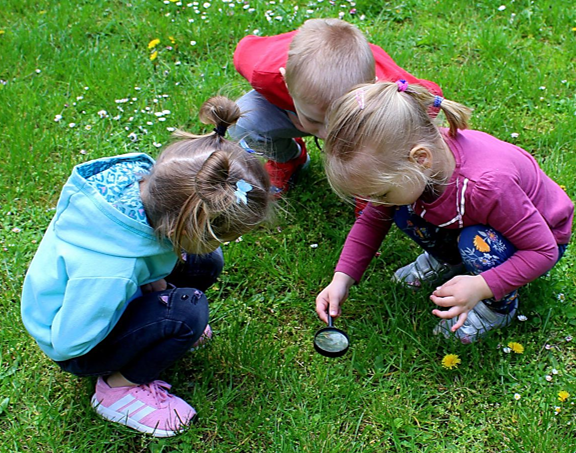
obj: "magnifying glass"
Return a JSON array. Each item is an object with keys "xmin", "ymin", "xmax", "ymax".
[{"xmin": 313, "ymin": 314, "xmax": 350, "ymax": 358}]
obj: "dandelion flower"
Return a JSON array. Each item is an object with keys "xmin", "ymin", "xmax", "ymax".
[
  {"xmin": 441, "ymin": 354, "xmax": 461, "ymax": 369},
  {"xmin": 508, "ymin": 342, "xmax": 524, "ymax": 354},
  {"xmin": 514, "ymin": 393, "xmax": 521, "ymax": 400},
  {"xmin": 558, "ymin": 391, "xmax": 570, "ymax": 402},
  {"xmin": 150, "ymin": 51, "xmax": 158, "ymax": 61},
  {"xmin": 148, "ymin": 38, "xmax": 160, "ymax": 49}
]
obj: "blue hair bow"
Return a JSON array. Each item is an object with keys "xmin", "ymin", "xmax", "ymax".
[{"xmin": 234, "ymin": 179, "xmax": 253, "ymax": 205}]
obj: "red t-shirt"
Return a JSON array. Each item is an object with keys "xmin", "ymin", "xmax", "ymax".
[{"xmin": 234, "ymin": 30, "xmax": 443, "ymax": 112}]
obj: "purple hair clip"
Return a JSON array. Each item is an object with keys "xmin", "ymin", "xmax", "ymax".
[
  {"xmin": 433, "ymin": 96, "xmax": 444, "ymax": 108},
  {"xmin": 396, "ymin": 79, "xmax": 408, "ymax": 92},
  {"xmin": 355, "ymin": 89, "xmax": 366, "ymax": 110}
]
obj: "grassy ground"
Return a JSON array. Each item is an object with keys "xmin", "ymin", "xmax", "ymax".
[{"xmin": 1, "ymin": 0, "xmax": 575, "ymax": 451}]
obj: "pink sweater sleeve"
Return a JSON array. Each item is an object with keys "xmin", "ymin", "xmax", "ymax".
[
  {"xmin": 335, "ymin": 203, "xmax": 395, "ymax": 282},
  {"xmin": 470, "ymin": 175, "xmax": 560, "ymax": 300}
]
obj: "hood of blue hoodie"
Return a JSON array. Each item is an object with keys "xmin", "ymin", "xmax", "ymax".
[{"xmin": 52, "ymin": 153, "xmax": 173, "ymax": 258}]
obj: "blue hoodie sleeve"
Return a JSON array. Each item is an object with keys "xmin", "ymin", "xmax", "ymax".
[{"xmin": 50, "ymin": 276, "xmax": 139, "ymax": 360}]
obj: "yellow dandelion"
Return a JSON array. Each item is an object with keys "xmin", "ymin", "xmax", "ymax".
[
  {"xmin": 150, "ymin": 50, "xmax": 158, "ymax": 61},
  {"xmin": 0, "ymin": 30, "xmax": 5, "ymax": 35},
  {"xmin": 508, "ymin": 342, "xmax": 524, "ymax": 354},
  {"xmin": 572, "ymin": 27, "xmax": 576, "ymax": 32},
  {"xmin": 473, "ymin": 235, "xmax": 491, "ymax": 252},
  {"xmin": 441, "ymin": 354, "xmax": 461, "ymax": 369},
  {"xmin": 558, "ymin": 390, "xmax": 570, "ymax": 402},
  {"xmin": 148, "ymin": 38, "xmax": 160, "ymax": 49},
  {"xmin": 169, "ymin": 36, "xmax": 176, "ymax": 44},
  {"xmin": 560, "ymin": 184, "xmax": 567, "ymax": 191}
]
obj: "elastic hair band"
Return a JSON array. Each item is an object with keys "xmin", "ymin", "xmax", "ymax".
[
  {"xmin": 213, "ymin": 124, "xmax": 228, "ymax": 137},
  {"xmin": 234, "ymin": 179, "xmax": 253, "ymax": 205},
  {"xmin": 433, "ymin": 96, "xmax": 444, "ymax": 108},
  {"xmin": 355, "ymin": 89, "xmax": 365, "ymax": 110},
  {"xmin": 396, "ymin": 79, "xmax": 408, "ymax": 92}
]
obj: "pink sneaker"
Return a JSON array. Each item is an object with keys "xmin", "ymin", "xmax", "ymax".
[
  {"xmin": 191, "ymin": 324, "xmax": 212, "ymax": 350},
  {"xmin": 91, "ymin": 377, "xmax": 196, "ymax": 437}
]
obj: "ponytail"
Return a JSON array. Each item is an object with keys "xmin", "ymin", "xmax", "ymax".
[
  {"xmin": 399, "ymin": 82, "xmax": 472, "ymax": 137},
  {"xmin": 141, "ymin": 96, "xmax": 271, "ymax": 254}
]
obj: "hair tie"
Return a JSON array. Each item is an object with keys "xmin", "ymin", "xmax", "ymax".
[
  {"xmin": 213, "ymin": 124, "xmax": 228, "ymax": 137},
  {"xmin": 433, "ymin": 96, "xmax": 444, "ymax": 108},
  {"xmin": 355, "ymin": 89, "xmax": 365, "ymax": 110},
  {"xmin": 396, "ymin": 79, "xmax": 408, "ymax": 92},
  {"xmin": 234, "ymin": 179, "xmax": 252, "ymax": 205}
]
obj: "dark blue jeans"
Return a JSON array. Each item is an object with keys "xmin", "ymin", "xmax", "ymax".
[
  {"xmin": 56, "ymin": 248, "xmax": 224, "ymax": 384},
  {"xmin": 394, "ymin": 205, "xmax": 567, "ymax": 313}
]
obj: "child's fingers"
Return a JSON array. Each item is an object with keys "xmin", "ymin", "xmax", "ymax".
[
  {"xmin": 432, "ymin": 305, "xmax": 463, "ymax": 319},
  {"xmin": 450, "ymin": 312, "xmax": 468, "ymax": 332},
  {"xmin": 329, "ymin": 303, "xmax": 341, "ymax": 319},
  {"xmin": 315, "ymin": 292, "xmax": 332, "ymax": 323},
  {"xmin": 430, "ymin": 293, "xmax": 456, "ymax": 307}
]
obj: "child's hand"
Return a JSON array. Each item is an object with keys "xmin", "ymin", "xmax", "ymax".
[
  {"xmin": 316, "ymin": 272, "xmax": 355, "ymax": 324},
  {"xmin": 429, "ymin": 275, "xmax": 494, "ymax": 332},
  {"xmin": 141, "ymin": 278, "xmax": 168, "ymax": 293}
]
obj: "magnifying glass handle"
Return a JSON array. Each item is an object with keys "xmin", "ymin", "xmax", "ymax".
[{"xmin": 327, "ymin": 313, "xmax": 334, "ymax": 328}]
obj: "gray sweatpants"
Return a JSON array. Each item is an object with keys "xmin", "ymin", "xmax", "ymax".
[{"xmin": 229, "ymin": 90, "xmax": 311, "ymax": 163}]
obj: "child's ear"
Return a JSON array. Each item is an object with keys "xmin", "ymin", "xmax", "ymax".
[
  {"xmin": 279, "ymin": 67, "xmax": 290, "ymax": 92},
  {"xmin": 409, "ymin": 146, "xmax": 433, "ymax": 169}
]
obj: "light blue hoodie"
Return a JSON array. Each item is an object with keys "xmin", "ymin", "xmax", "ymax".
[{"xmin": 21, "ymin": 153, "xmax": 177, "ymax": 361}]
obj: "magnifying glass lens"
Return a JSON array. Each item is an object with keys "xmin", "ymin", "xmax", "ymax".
[{"xmin": 315, "ymin": 330, "xmax": 349, "ymax": 353}]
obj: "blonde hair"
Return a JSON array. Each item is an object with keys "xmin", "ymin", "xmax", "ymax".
[
  {"xmin": 141, "ymin": 96, "xmax": 271, "ymax": 254},
  {"xmin": 284, "ymin": 18, "xmax": 375, "ymax": 110},
  {"xmin": 324, "ymin": 82, "xmax": 472, "ymax": 201}
]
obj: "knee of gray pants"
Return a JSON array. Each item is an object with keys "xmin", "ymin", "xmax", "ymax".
[{"xmin": 229, "ymin": 90, "xmax": 303, "ymax": 162}]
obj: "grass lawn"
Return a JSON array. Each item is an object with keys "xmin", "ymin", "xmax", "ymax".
[{"xmin": 1, "ymin": 0, "xmax": 575, "ymax": 451}]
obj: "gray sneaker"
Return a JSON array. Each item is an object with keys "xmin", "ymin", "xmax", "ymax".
[
  {"xmin": 393, "ymin": 252, "xmax": 464, "ymax": 289},
  {"xmin": 433, "ymin": 300, "xmax": 518, "ymax": 344}
]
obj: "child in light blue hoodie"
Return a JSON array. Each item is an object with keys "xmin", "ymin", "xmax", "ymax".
[{"xmin": 21, "ymin": 96, "xmax": 272, "ymax": 437}]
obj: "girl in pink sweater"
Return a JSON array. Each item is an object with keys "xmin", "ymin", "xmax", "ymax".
[{"xmin": 316, "ymin": 81, "xmax": 573, "ymax": 343}]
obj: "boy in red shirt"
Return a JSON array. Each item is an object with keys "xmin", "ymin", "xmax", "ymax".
[{"xmin": 230, "ymin": 18, "xmax": 442, "ymax": 207}]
